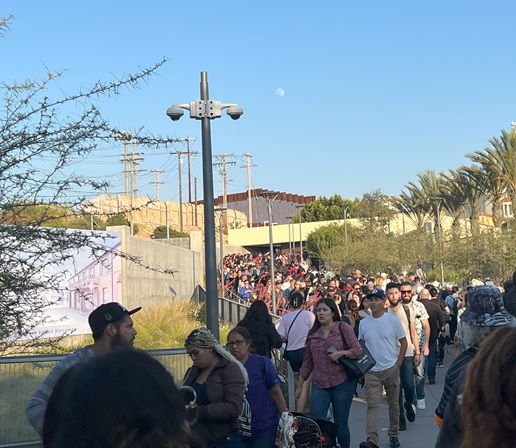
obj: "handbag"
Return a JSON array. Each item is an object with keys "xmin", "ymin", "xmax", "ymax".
[
  {"xmin": 337, "ymin": 323, "xmax": 376, "ymax": 381},
  {"xmin": 239, "ymin": 396, "xmax": 252, "ymax": 439},
  {"xmin": 283, "ymin": 310, "xmax": 302, "ymax": 361}
]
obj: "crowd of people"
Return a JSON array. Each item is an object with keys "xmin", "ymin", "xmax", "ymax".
[{"xmin": 24, "ymin": 259, "xmax": 516, "ymax": 448}]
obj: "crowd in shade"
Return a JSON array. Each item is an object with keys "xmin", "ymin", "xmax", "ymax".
[{"xmin": 24, "ymin": 255, "xmax": 516, "ymax": 448}]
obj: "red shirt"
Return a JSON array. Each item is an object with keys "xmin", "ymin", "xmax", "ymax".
[{"xmin": 300, "ymin": 321, "xmax": 362, "ymax": 388}]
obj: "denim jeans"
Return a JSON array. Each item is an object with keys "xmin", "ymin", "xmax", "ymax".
[
  {"xmin": 311, "ymin": 380, "xmax": 356, "ymax": 448},
  {"xmin": 398, "ymin": 357, "xmax": 416, "ymax": 422},
  {"xmin": 414, "ymin": 352, "xmax": 426, "ymax": 399},
  {"xmin": 426, "ymin": 342, "xmax": 437, "ymax": 380},
  {"xmin": 241, "ymin": 434, "xmax": 276, "ymax": 448}
]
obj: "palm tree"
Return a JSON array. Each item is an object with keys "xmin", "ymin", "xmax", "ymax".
[
  {"xmin": 465, "ymin": 129, "xmax": 516, "ymax": 226},
  {"xmin": 441, "ymin": 168, "xmax": 485, "ymax": 233}
]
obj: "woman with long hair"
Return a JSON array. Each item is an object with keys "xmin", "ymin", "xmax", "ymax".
[
  {"xmin": 237, "ymin": 300, "xmax": 283, "ymax": 359},
  {"xmin": 295, "ymin": 298, "xmax": 362, "ymax": 448},
  {"xmin": 343, "ymin": 299, "xmax": 361, "ymax": 336},
  {"xmin": 183, "ymin": 327, "xmax": 247, "ymax": 448},
  {"xmin": 227, "ymin": 326, "xmax": 287, "ymax": 448},
  {"xmin": 461, "ymin": 326, "xmax": 516, "ymax": 448}
]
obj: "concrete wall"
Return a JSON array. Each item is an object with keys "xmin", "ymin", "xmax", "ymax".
[{"xmin": 111, "ymin": 226, "xmax": 203, "ymax": 310}]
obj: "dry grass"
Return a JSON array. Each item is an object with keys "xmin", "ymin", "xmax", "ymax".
[{"xmin": 135, "ymin": 300, "xmax": 232, "ymax": 349}]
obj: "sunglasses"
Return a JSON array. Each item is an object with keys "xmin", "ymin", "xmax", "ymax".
[
  {"xmin": 401, "ymin": 290, "xmax": 413, "ymax": 294},
  {"xmin": 227, "ymin": 339, "xmax": 246, "ymax": 346}
]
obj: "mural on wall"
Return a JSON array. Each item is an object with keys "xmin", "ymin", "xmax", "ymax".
[{"xmin": 26, "ymin": 229, "xmax": 122, "ymax": 338}]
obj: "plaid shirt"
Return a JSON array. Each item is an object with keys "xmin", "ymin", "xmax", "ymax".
[{"xmin": 300, "ymin": 322, "xmax": 362, "ymax": 388}]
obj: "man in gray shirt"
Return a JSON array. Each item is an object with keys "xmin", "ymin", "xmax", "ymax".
[{"xmin": 25, "ymin": 302, "xmax": 141, "ymax": 436}]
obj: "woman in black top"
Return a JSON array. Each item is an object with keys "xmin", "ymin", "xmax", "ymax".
[{"xmin": 237, "ymin": 300, "xmax": 283, "ymax": 359}]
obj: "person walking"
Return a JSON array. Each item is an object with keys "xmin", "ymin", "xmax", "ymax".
[
  {"xmin": 26, "ymin": 302, "xmax": 141, "ymax": 436},
  {"xmin": 385, "ymin": 282, "xmax": 420, "ymax": 431},
  {"xmin": 358, "ymin": 289, "xmax": 407, "ymax": 448},
  {"xmin": 418, "ymin": 288, "xmax": 445, "ymax": 385},
  {"xmin": 295, "ymin": 298, "xmax": 362, "ymax": 448},
  {"xmin": 227, "ymin": 326, "xmax": 287, "ymax": 448},
  {"xmin": 399, "ymin": 282, "xmax": 430, "ymax": 410},
  {"xmin": 237, "ymin": 300, "xmax": 283, "ymax": 359},
  {"xmin": 183, "ymin": 327, "xmax": 247, "ymax": 448}
]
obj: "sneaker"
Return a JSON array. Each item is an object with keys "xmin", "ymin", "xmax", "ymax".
[
  {"xmin": 438, "ymin": 362, "xmax": 444, "ymax": 368},
  {"xmin": 404, "ymin": 401, "xmax": 416, "ymax": 422},
  {"xmin": 399, "ymin": 419, "xmax": 406, "ymax": 431},
  {"xmin": 390, "ymin": 436, "xmax": 401, "ymax": 448},
  {"xmin": 417, "ymin": 398, "xmax": 426, "ymax": 410},
  {"xmin": 428, "ymin": 378, "xmax": 436, "ymax": 385},
  {"xmin": 360, "ymin": 442, "xmax": 379, "ymax": 448}
]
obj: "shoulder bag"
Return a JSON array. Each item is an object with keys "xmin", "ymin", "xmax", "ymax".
[
  {"xmin": 282, "ymin": 310, "xmax": 302, "ymax": 361},
  {"xmin": 337, "ymin": 322, "xmax": 376, "ymax": 381}
]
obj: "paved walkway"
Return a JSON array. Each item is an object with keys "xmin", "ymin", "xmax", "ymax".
[{"xmin": 348, "ymin": 353, "xmax": 450, "ymax": 448}]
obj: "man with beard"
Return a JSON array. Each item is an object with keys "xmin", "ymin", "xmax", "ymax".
[
  {"xmin": 359, "ymin": 289, "xmax": 407, "ymax": 448},
  {"xmin": 400, "ymin": 282, "xmax": 430, "ymax": 410},
  {"xmin": 386, "ymin": 283, "xmax": 420, "ymax": 431},
  {"xmin": 26, "ymin": 302, "xmax": 141, "ymax": 436}
]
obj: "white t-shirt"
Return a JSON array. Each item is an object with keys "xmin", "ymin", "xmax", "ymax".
[
  {"xmin": 277, "ymin": 309, "xmax": 315, "ymax": 351},
  {"xmin": 388, "ymin": 305, "xmax": 416, "ymax": 357},
  {"xmin": 358, "ymin": 313, "xmax": 406, "ymax": 372}
]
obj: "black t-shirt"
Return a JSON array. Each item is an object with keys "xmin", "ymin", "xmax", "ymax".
[{"xmin": 420, "ymin": 299, "xmax": 445, "ymax": 344}]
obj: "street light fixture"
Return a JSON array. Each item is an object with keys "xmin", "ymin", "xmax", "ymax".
[
  {"xmin": 260, "ymin": 190, "xmax": 280, "ymax": 314},
  {"xmin": 430, "ymin": 197, "xmax": 445, "ymax": 287},
  {"xmin": 166, "ymin": 72, "xmax": 243, "ymax": 340}
]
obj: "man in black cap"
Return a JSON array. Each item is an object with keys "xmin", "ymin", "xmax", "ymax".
[{"xmin": 25, "ymin": 302, "xmax": 141, "ymax": 436}]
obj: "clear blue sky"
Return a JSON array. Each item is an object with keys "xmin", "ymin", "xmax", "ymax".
[{"xmin": 2, "ymin": 1, "xmax": 516, "ymax": 204}]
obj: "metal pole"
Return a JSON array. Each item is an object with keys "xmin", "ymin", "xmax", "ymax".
[
  {"xmin": 287, "ymin": 217, "xmax": 292, "ymax": 256},
  {"xmin": 220, "ymin": 215, "xmax": 224, "ymax": 298},
  {"xmin": 200, "ymin": 72, "xmax": 219, "ymax": 340},
  {"xmin": 165, "ymin": 202, "xmax": 169, "ymax": 239},
  {"xmin": 267, "ymin": 198, "xmax": 276, "ymax": 314},
  {"xmin": 343, "ymin": 205, "xmax": 349, "ymax": 257},
  {"xmin": 437, "ymin": 201, "xmax": 445, "ymax": 286},
  {"xmin": 299, "ymin": 217, "xmax": 303, "ymax": 258},
  {"xmin": 178, "ymin": 153, "xmax": 184, "ymax": 233}
]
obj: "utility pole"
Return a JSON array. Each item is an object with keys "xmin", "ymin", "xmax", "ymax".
[
  {"xmin": 194, "ymin": 177, "xmax": 198, "ymax": 227},
  {"xmin": 115, "ymin": 130, "xmax": 134, "ymax": 197},
  {"xmin": 213, "ymin": 154, "xmax": 236, "ymax": 209},
  {"xmin": 126, "ymin": 141, "xmax": 144, "ymax": 235},
  {"xmin": 171, "ymin": 150, "xmax": 191, "ymax": 233},
  {"xmin": 150, "ymin": 169, "xmax": 165, "ymax": 201},
  {"xmin": 213, "ymin": 154, "xmax": 236, "ymax": 231},
  {"xmin": 241, "ymin": 153, "xmax": 256, "ymax": 228},
  {"xmin": 177, "ymin": 137, "xmax": 198, "ymax": 203}
]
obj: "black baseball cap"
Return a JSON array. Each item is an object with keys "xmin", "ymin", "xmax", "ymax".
[{"xmin": 88, "ymin": 302, "xmax": 142, "ymax": 333}]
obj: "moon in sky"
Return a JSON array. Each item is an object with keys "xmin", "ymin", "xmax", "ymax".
[{"xmin": 275, "ymin": 88, "xmax": 285, "ymax": 97}]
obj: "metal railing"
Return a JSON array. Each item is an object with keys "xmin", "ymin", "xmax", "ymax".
[{"xmin": 0, "ymin": 348, "xmax": 189, "ymax": 448}]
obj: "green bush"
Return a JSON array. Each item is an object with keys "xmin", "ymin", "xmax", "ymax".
[{"xmin": 152, "ymin": 225, "xmax": 189, "ymax": 239}]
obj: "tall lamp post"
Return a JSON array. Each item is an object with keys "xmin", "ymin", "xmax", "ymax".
[
  {"xmin": 166, "ymin": 72, "xmax": 244, "ymax": 340},
  {"xmin": 260, "ymin": 191, "xmax": 280, "ymax": 314},
  {"xmin": 215, "ymin": 206, "xmax": 227, "ymax": 298},
  {"xmin": 341, "ymin": 205, "xmax": 349, "ymax": 257},
  {"xmin": 430, "ymin": 197, "xmax": 445, "ymax": 287},
  {"xmin": 295, "ymin": 205, "xmax": 304, "ymax": 260},
  {"xmin": 286, "ymin": 216, "xmax": 293, "ymax": 257}
]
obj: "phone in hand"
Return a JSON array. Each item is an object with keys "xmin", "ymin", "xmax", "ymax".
[{"xmin": 327, "ymin": 345, "xmax": 337, "ymax": 353}]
